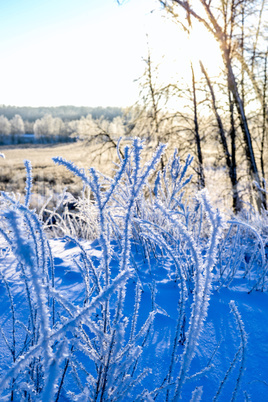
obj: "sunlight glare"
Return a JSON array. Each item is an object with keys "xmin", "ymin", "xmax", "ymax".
[{"xmin": 183, "ymin": 21, "xmax": 223, "ymax": 78}]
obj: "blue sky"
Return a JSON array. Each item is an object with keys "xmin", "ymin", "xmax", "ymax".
[
  {"xmin": 0, "ymin": 0, "xmax": 221, "ymax": 107},
  {"xmin": 0, "ymin": 0, "xmax": 160, "ymax": 107}
]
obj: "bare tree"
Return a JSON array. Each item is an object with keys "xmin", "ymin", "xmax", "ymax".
[
  {"xmin": 135, "ymin": 45, "xmax": 177, "ymax": 169},
  {"xmin": 200, "ymin": 60, "xmax": 241, "ymax": 211},
  {"xmin": 191, "ymin": 62, "xmax": 206, "ymax": 189},
  {"xmin": 160, "ymin": 0, "xmax": 266, "ymax": 210},
  {"xmin": 260, "ymin": 48, "xmax": 268, "ymax": 207}
]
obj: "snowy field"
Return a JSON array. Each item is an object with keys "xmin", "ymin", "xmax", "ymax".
[{"xmin": 0, "ymin": 140, "xmax": 267, "ymax": 401}]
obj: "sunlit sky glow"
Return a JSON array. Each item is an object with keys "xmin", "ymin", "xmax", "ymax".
[{"xmin": 0, "ymin": 0, "xmax": 222, "ymax": 107}]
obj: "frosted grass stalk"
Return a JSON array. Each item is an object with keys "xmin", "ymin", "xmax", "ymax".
[
  {"xmin": 88, "ymin": 167, "xmax": 111, "ymax": 290},
  {"xmin": 172, "ymin": 191, "xmax": 223, "ymax": 401},
  {"xmin": 229, "ymin": 301, "xmax": 247, "ymax": 402},
  {"xmin": 130, "ymin": 283, "xmax": 142, "ymax": 341},
  {"xmin": 2, "ymin": 192, "xmax": 50, "ymax": 280},
  {"xmin": 53, "ymin": 148, "xmax": 131, "ymax": 339},
  {"xmin": 213, "ymin": 302, "xmax": 247, "ymax": 401},
  {"xmin": 41, "ymin": 341, "xmax": 68, "ymax": 402},
  {"xmin": 46, "ymin": 240, "xmax": 55, "ymax": 325},
  {"xmin": 0, "ymin": 271, "xmax": 16, "ymax": 362},
  {"xmin": 120, "ymin": 140, "xmax": 165, "ymax": 273},
  {"xmin": 213, "ymin": 347, "xmax": 241, "ymax": 401},
  {"xmin": 64, "ymin": 235, "xmax": 101, "ymax": 293},
  {"xmin": 137, "ymin": 219, "xmax": 189, "ymax": 284},
  {"xmin": 2, "ymin": 210, "xmax": 52, "ymax": 369},
  {"xmin": 100, "ymin": 141, "xmax": 166, "ymax": 396},
  {"xmin": 157, "ymin": 151, "xmax": 193, "ymax": 211},
  {"xmin": 24, "ymin": 159, "xmax": 32, "ymax": 208},
  {"xmin": 190, "ymin": 386, "xmax": 203, "ymax": 402},
  {"xmin": 114, "ymin": 311, "xmax": 155, "ymax": 366},
  {"xmin": 227, "ymin": 220, "xmax": 265, "ymax": 266},
  {"xmin": 0, "ymin": 268, "xmax": 131, "ymax": 393},
  {"xmin": 195, "ymin": 192, "xmax": 223, "ymax": 330},
  {"xmin": 52, "ymin": 157, "xmax": 92, "ymax": 187}
]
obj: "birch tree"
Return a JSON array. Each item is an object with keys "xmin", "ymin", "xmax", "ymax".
[
  {"xmin": 0, "ymin": 115, "xmax": 11, "ymax": 135},
  {"xmin": 10, "ymin": 114, "xmax": 25, "ymax": 135}
]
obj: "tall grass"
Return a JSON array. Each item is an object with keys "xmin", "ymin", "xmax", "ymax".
[{"xmin": 0, "ymin": 138, "xmax": 264, "ymax": 400}]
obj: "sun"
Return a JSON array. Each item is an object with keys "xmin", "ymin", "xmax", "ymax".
[
  {"xmin": 143, "ymin": 10, "xmax": 223, "ymax": 91},
  {"xmin": 185, "ymin": 21, "xmax": 223, "ymax": 77}
]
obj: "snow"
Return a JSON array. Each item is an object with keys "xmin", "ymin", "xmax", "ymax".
[
  {"xmin": 0, "ymin": 236, "xmax": 267, "ymax": 400},
  {"xmin": 0, "ymin": 139, "xmax": 267, "ymax": 401}
]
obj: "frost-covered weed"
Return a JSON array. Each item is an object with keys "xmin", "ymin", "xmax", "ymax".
[
  {"xmin": 0, "ymin": 139, "xmax": 258, "ymax": 401},
  {"xmin": 216, "ymin": 219, "xmax": 268, "ymax": 292},
  {"xmin": 0, "ymin": 140, "xmax": 170, "ymax": 400},
  {"xmin": 213, "ymin": 301, "xmax": 247, "ymax": 402}
]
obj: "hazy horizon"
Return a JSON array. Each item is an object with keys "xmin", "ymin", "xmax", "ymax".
[{"xmin": 0, "ymin": 103, "xmax": 124, "ymax": 108}]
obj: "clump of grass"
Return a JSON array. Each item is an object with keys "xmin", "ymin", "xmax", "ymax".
[{"xmin": 0, "ymin": 139, "xmax": 253, "ymax": 401}]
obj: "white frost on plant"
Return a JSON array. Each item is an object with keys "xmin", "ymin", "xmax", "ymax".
[{"xmin": 0, "ymin": 139, "xmax": 262, "ymax": 401}]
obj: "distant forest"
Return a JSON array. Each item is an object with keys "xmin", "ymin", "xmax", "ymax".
[
  {"xmin": 0, "ymin": 105, "xmax": 123, "ymax": 122},
  {"xmin": 0, "ymin": 105, "xmax": 125, "ymax": 145}
]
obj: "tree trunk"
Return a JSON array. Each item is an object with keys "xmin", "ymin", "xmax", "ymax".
[
  {"xmin": 170, "ymin": 0, "xmax": 266, "ymax": 210},
  {"xmin": 260, "ymin": 49, "xmax": 268, "ymax": 209},
  {"xmin": 146, "ymin": 49, "xmax": 164, "ymax": 170},
  {"xmin": 200, "ymin": 60, "xmax": 241, "ymax": 212},
  {"xmin": 221, "ymin": 39, "xmax": 265, "ymax": 210},
  {"xmin": 191, "ymin": 63, "xmax": 205, "ymax": 190},
  {"xmin": 229, "ymin": 91, "xmax": 241, "ymax": 213}
]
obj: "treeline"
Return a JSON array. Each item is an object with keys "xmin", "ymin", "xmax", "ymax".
[
  {"xmin": 0, "ymin": 105, "xmax": 123, "ymax": 122},
  {"xmin": 0, "ymin": 106, "xmax": 124, "ymax": 145}
]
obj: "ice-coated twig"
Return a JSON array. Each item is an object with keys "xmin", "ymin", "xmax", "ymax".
[
  {"xmin": 52, "ymin": 157, "xmax": 92, "ymax": 187},
  {"xmin": 41, "ymin": 340, "xmax": 68, "ymax": 402},
  {"xmin": 213, "ymin": 302, "xmax": 247, "ymax": 402},
  {"xmin": 0, "ymin": 268, "xmax": 132, "ymax": 393},
  {"xmin": 0, "ymin": 271, "xmax": 16, "ymax": 361},
  {"xmin": 229, "ymin": 300, "xmax": 247, "ymax": 402},
  {"xmin": 227, "ymin": 220, "xmax": 265, "ymax": 267},
  {"xmin": 24, "ymin": 160, "xmax": 32, "ymax": 208},
  {"xmin": 2, "ymin": 209, "xmax": 52, "ymax": 369},
  {"xmin": 190, "ymin": 386, "xmax": 203, "ymax": 402},
  {"xmin": 213, "ymin": 346, "xmax": 242, "ymax": 401},
  {"xmin": 173, "ymin": 191, "xmax": 223, "ymax": 401}
]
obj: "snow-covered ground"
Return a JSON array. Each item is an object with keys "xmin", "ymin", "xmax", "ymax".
[
  {"xmin": 0, "ymin": 139, "xmax": 267, "ymax": 401},
  {"xmin": 0, "ymin": 235, "xmax": 267, "ymax": 401}
]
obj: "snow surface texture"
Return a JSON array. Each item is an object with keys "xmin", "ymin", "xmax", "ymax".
[{"xmin": 0, "ymin": 139, "xmax": 267, "ymax": 401}]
